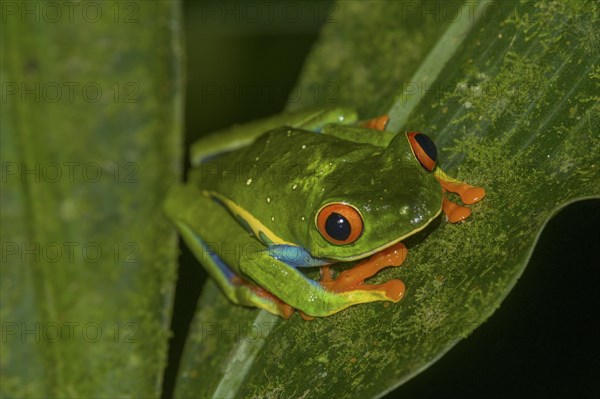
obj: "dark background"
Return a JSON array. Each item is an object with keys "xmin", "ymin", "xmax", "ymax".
[{"xmin": 163, "ymin": 2, "xmax": 600, "ymax": 398}]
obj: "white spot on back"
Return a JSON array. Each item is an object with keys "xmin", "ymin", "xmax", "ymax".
[{"xmin": 246, "ymin": 178, "xmax": 253, "ymax": 185}]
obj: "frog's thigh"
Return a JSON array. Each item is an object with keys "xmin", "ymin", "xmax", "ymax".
[
  {"xmin": 164, "ymin": 185, "xmax": 290, "ymax": 316},
  {"xmin": 320, "ymin": 125, "xmax": 397, "ymax": 147},
  {"xmin": 293, "ymin": 107, "xmax": 358, "ymax": 130},
  {"xmin": 238, "ymin": 254, "xmax": 397, "ymax": 317}
]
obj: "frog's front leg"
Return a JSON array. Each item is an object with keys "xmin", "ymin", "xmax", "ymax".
[
  {"xmin": 291, "ymin": 243, "xmax": 407, "ymax": 320},
  {"xmin": 239, "ymin": 245, "xmax": 405, "ymax": 318}
]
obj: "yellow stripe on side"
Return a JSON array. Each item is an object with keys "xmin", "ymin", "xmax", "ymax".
[{"xmin": 206, "ymin": 191, "xmax": 294, "ymax": 246}]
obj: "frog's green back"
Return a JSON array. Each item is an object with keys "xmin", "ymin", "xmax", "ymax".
[{"xmin": 189, "ymin": 126, "xmax": 442, "ymax": 260}]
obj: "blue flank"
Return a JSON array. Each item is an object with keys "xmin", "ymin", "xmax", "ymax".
[
  {"xmin": 267, "ymin": 245, "xmax": 331, "ymax": 268},
  {"xmin": 184, "ymin": 221, "xmax": 330, "ymax": 290}
]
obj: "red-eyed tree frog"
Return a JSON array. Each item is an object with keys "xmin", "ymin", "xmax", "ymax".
[{"xmin": 164, "ymin": 108, "xmax": 485, "ymax": 318}]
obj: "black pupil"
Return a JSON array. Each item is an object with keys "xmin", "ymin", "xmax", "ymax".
[
  {"xmin": 414, "ymin": 133, "xmax": 437, "ymax": 163},
  {"xmin": 325, "ymin": 212, "xmax": 351, "ymax": 241}
]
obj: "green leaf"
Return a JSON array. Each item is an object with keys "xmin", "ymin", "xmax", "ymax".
[
  {"xmin": 1, "ymin": 1, "xmax": 183, "ymax": 397},
  {"xmin": 174, "ymin": 1, "xmax": 599, "ymax": 398}
]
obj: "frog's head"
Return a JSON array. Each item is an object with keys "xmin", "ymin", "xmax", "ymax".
[{"xmin": 307, "ymin": 132, "xmax": 442, "ymax": 261}]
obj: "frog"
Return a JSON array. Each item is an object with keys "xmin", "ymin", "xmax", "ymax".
[{"xmin": 163, "ymin": 107, "xmax": 485, "ymax": 318}]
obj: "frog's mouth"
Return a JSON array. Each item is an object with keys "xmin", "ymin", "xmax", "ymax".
[{"xmin": 332, "ymin": 206, "xmax": 442, "ymax": 263}]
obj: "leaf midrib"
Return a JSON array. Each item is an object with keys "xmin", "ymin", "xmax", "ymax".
[{"xmin": 387, "ymin": 0, "xmax": 495, "ymax": 132}]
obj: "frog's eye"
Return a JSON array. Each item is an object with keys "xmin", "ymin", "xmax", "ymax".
[
  {"xmin": 316, "ymin": 203, "xmax": 363, "ymax": 245},
  {"xmin": 407, "ymin": 132, "xmax": 437, "ymax": 171}
]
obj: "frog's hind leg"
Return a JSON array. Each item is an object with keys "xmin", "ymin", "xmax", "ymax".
[
  {"xmin": 175, "ymin": 220, "xmax": 294, "ymax": 318},
  {"xmin": 293, "ymin": 107, "xmax": 359, "ymax": 131},
  {"xmin": 164, "ymin": 185, "xmax": 294, "ymax": 318},
  {"xmin": 190, "ymin": 107, "xmax": 358, "ymax": 165}
]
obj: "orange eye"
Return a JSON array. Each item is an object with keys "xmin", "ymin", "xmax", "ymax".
[
  {"xmin": 407, "ymin": 132, "xmax": 437, "ymax": 171},
  {"xmin": 316, "ymin": 203, "xmax": 363, "ymax": 245}
]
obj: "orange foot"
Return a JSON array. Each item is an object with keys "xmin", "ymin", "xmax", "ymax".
[
  {"xmin": 322, "ymin": 241, "xmax": 407, "ymax": 299},
  {"xmin": 360, "ymin": 114, "xmax": 390, "ymax": 131},
  {"xmin": 435, "ymin": 172, "xmax": 486, "ymax": 223}
]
